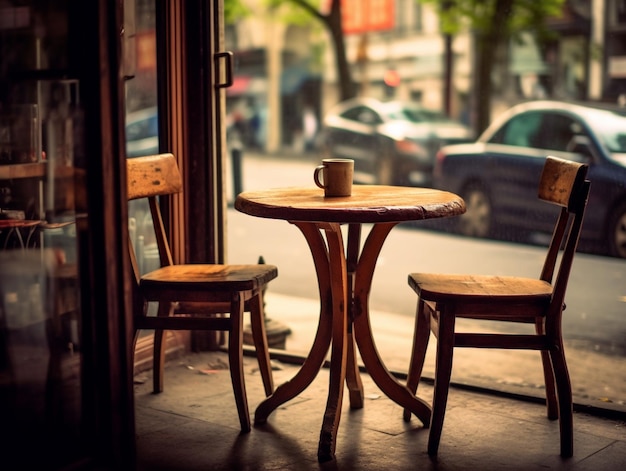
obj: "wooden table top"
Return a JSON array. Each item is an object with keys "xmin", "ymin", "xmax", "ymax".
[{"xmin": 235, "ymin": 185, "xmax": 465, "ymax": 224}]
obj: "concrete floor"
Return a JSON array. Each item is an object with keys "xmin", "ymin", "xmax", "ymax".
[{"xmin": 134, "ymin": 350, "xmax": 626, "ymax": 471}]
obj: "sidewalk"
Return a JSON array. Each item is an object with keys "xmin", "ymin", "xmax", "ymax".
[
  {"xmin": 261, "ymin": 290, "xmax": 626, "ymax": 419},
  {"xmin": 136, "ymin": 348, "xmax": 626, "ymax": 471}
]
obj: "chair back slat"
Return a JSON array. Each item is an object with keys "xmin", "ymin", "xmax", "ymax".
[
  {"xmin": 547, "ymin": 180, "xmax": 590, "ymax": 330},
  {"xmin": 127, "ymin": 153, "xmax": 182, "ymax": 200},
  {"xmin": 540, "ymin": 207, "xmax": 569, "ymax": 283},
  {"xmin": 539, "ymin": 156, "xmax": 589, "ymax": 284},
  {"xmin": 538, "ymin": 157, "xmax": 590, "ymax": 329},
  {"xmin": 149, "ymin": 195, "xmax": 174, "ymax": 267},
  {"xmin": 127, "ymin": 154, "xmax": 181, "ymax": 286},
  {"xmin": 538, "ymin": 156, "xmax": 587, "ymax": 209}
]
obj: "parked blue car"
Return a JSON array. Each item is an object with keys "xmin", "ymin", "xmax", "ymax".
[
  {"xmin": 433, "ymin": 100, "xmax": 626, "ymax": 258},
  {"xmin": 125, "ymin": 107, "xmax": 158, "ymax": 157}
]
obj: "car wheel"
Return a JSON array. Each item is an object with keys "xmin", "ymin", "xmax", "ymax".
[
  {"xmin": 608, "ymin": 202, "xmax": 626, "ymax": 258},
  {"xmin": 376, "ymin": 152, "xmax": 394, "ymax": 185},
  {"xmin": 458, "ymin": 183, "xmax": 492, "ymax": 238}
]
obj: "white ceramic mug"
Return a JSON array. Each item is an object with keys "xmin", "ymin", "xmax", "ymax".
[{"xmin": 313, "ymin": 158, "xmax": 354, "ymax": 197}]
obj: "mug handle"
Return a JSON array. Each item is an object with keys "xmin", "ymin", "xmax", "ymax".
[{"xmin": 314, "ymin": 164, "xmax": 326, "ymax": 189}]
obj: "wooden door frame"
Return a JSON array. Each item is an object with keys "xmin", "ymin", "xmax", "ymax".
[
  {"xmin": 178, "ymin": 0, "xmax": 227, "ymax": 265},
  {"xmin": 72, "ymin": 0, "xmax": 136, "ymax": 466},
  {"xmin": 153, "ymin": 0, "xmax": 227, "ymax": 351}
]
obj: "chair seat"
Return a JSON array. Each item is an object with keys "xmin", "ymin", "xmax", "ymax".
[
  {"xmin": 140, "ymin": 264, "xmax": 278, "ymax": 297},
  {"xmin": 409, "ymin": 273, "xmax": 552, "ymax": 304}
]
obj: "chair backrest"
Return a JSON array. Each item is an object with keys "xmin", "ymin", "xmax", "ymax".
[
  {"xmin": 537, "ymin": 156, "xmax": 590, "ymax": 325},
  {"xmin": 126, "ymin": 153, "xmax": 182, "ymax": 285},
  {"xmin": 127, "ymin": 153, "xmax": 182, "ymax": 201}
]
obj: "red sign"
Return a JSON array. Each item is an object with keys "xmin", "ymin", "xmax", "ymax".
[{"xmin": 341, "ymin": 0, "xmax": 395, "ymax": 35}]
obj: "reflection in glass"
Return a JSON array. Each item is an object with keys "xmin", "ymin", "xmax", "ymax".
[{"xmin": 0, "ymin": 3, "xmax": 85, "ymax": 468}]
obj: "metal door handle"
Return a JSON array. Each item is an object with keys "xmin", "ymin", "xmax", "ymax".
[{"xmin": 215, "ymin": 51, "xmax": 233, "ymax": 89}]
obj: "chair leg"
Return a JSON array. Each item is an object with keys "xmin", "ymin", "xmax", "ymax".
[
  {"xmin": 131, "ymin": 329, "xmax": 141, "ymax": 369},
  {"xmin": 549, "ymin": 345, "xmax": 574, "ymax": 457},
  {"xmin": 404, "ymin": 299, "xmax": 431, "ymax": 422},
  {"xmin": 536, "ymin": 319, "xmax": 558, "ymax": 419},
  {"xmin": 540, "ymin": 350, "xmax": 558, "ymax": 419},
  {"xmin": 248, "ymin": 292, "xmax": 274, "ymax": 396},
  {"xmin": 428, "ymin": 309, "xmax": 455, "ymax": 456},
  {"xmin": 229, "ymin": 292, "xmax": 251, "ymax": 433},
  {"xmin": 152, "ymin": 330, "xmax": 165, "ymax": 393},
  {"xmin": 152, "ymin": 302, "xmax": 171, "ymax": 393}
]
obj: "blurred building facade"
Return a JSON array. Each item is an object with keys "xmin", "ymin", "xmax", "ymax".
[{"xmin": 226, "ymin": 0, "xmax": 623, "ymax": 151}]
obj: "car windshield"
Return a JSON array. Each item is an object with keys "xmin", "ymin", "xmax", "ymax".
[
  {"xmin": 585, "ymin": 109, "xmax": 626, "ymax": 154},
  {"xmin": 382, "ymin": 103, "xmax": 449, "ymax": 123}
]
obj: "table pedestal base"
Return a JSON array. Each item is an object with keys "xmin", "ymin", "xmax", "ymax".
[{"xmin": 254, "ymin": 221, "xmax": 431, "ymax": 462}]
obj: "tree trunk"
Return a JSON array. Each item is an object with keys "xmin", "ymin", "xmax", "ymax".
[
  {"xmin": 443, "ymin": 33, "xmax": 453, "ymax": 117},
  {"xmin": 474, "ymin": 33, "xmax": 496, "ymax": 134},
  {"xmin": 472, "ymin": 0, "xmax": 515, "ymax": 134},
  {"xmin": 327, "ymin": 0, "xmax": 356, "ymax": 100}
]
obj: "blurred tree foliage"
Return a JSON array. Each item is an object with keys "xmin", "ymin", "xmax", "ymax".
[
  {"xmin": 225, "ymin": 0, "xmax": 354, "ymax": 100},
  {"xmin": 423, "ymin": 0, "xmax": 566, "ymax": 133},
  {"xmin": 224, "ymin": 0, "xmax": 250, "ymax": 23},
  {"xmin": 266, "ymin": 0, "xmax": 355, "ymax": 100}
]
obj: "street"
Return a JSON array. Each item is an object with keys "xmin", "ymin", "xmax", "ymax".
[{"xmin": 225, "ymin": 151, "xmax": 626, "ymax": 409}]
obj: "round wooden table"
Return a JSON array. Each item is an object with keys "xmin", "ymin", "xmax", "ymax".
[{"xmin": 235, "ymin": 185, "xmax": 465, "ymax": 462}]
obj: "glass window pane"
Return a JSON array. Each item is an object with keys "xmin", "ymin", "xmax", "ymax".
[
  {"xmin": 0, "ymin": 4, "xmax": 85, "ymax": 468},
  {"xmin": 125, "ymin": 1, "xmax": 158, "ymax": 277},
  {"xmin": 224, "ymin": 1, "xmax": 626, "ymax": 415}
]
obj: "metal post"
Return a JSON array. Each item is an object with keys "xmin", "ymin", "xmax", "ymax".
[{"xmin": 232, "ymin": 147, "xmax": 243, "ymax": 198}]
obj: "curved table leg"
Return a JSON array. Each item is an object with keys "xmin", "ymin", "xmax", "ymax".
[
  {"xmin": 255, "ymin": 223, "xmax": 333, "ymax": 425},
  {"xmin": 346, "ymin": 329, "xmax": 363, "ymax": 408},
  {"xmin": 345, "ymin": 224, "xmax": 364, "ymax": 409},
  {"xmin": 317, "ymin": 223, "xmax": 348, "ymax": 463},
  {"xmin": 353, "ymin": 223, "xmax": 432, "ymax": 427}
]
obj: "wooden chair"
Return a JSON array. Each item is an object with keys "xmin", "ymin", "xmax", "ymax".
[
  {"xmin": 127, "ymin": 153, "xmax": 276, "ymax": 432},
  {"xmin": 404, "ymin": 156, "xmax": 590, "ymax": 457}
]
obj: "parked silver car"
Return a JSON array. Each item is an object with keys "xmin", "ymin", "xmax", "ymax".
[{"xmin": 319, "ymin": 97, "xmax": 473, "ymax": 186}]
